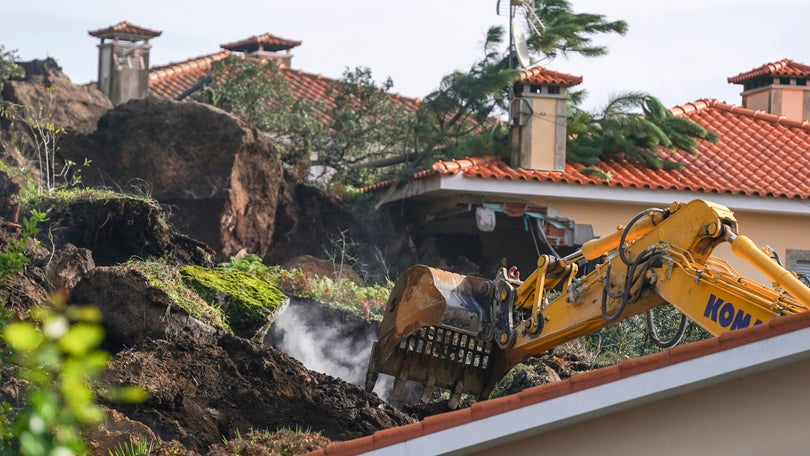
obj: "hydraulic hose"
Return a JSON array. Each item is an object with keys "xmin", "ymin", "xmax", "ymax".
[{"xmin": 645, "ymin": 307, "xmax": 688, "ymax": 348}]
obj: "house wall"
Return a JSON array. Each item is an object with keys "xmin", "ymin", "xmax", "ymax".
[
  {"xmin": 475, "ymin": 357, "xmax": 810, "ymax": 456},
  {"xmin": 743, "ymin": 88, "xmax": 770, "ymax": 112},
  {"xmin": 522, "ymin": 198, "xmax": 808, "ymax": 283},
  {"xmin": 527, "ymin": 97, "xmax": 559, "ymax": 170},
  {"xmin": 776, "ymin": 87, "xmax": 805, "ymax": 120}
]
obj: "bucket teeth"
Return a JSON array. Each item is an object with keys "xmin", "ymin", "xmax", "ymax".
[
  {"xmin": 420, "ymin": 372, "xmax": 436, "ymax": 403},
  {"xmin": 420, "ymin": 387, "xmax": 434, "ymax": 403},
  {"xmin": 393, "ymin": 366, "xmax": 408, "ymax": 397},
  {"xmin": 448, "ymin": 380, "xmax": 464, "ymax": 410}
]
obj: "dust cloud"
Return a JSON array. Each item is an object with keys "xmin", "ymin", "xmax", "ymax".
[{"xmin": 268, "ymin": 300, "xmax": 377, "ymax": 386}]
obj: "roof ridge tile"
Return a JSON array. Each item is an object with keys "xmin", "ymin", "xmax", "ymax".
[
  {"xmin": 322, "ymin": 435, "xmax": 373, "ymax": 456},
  {"xmin": 422, "ymin": 408, "xmax": 472, "ymax": 434},
  {"xmin": 469, "ymin": 394, "xmax": 522, "ymax": 421},
  {"xmin": 149, "ymin": 51, "xmax": 230, "ymax": 81},
  {"xmin": 518, "ymin": 377, "xmax": 574, "ymax": 406},
  {"xmin": 371, "ymin": 421, "xmax": 424, "ymax": 448}
]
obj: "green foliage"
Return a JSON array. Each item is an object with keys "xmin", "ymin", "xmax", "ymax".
[
  {"xmin": 566, "ymin": 92, "xmax": 720, "ymax": 170},
  {"xmin": 219, "ymin": 255, "xmax": 390, "ymax": 322},
  {"xmin": 0, "ymin": 45, "xmax": 24, "ymax": 92},
  {"xmin": 0, "ymin": 87, "xmax": 89, "ymax": 194},
  {"xmin": 524, "ymin": 0, "xmax": 628, "ymax": 61},
  {"xmin": 0, "ymin": 301, "xmax": 108, "ymax": 455},
  {"xmin": 198, "ymin": 57, "xmax": 420, "ymax": 186},
  {"xmin": 582, "ymin": 310, "xmax": 711, "ymax": 364},
  {"xmin": 107, "ymin": 437, "xmax": 156, "ymax": 456},
  {"xmin": 0, "ymin": 210, "xmax": 46, "ymax": 286},
  {"xmin": 489, "ymin": 363, "xmax": 542, "ymax": 399},
  {"xmin": 196, "ymin": 55, "xmax": 324, "ymax": 166},
  {"xmin": 305, "ymin": 276, "xmax": 389, "ymax": 321},
  {"xmin": 321, "ymin": 67, "xmax": 417, "ymax": 187},
  {"xmin": 20, "ymin": 187, "xmax": 156, "ymax": 208},
  {"xmin": 180, "ymin": 265, "xmax": 288, "ymax": 335}
]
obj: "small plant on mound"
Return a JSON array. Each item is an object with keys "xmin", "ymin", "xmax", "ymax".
[
  {"xmin": 180, "ymin": 265, "xmax": 288, "ymax": 337},
  {"xmin": 305, "ymin": 275, "xmax": 389, "ymax": 321},
  {"xmin": 107, "ymin": 437, "xmax": 156, "ymax": 456},
  {"xmin": 211, "ymin": 427, "xmax": 331, "ymax": 456}
]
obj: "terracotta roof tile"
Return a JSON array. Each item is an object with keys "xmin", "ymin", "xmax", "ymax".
[
  {"xmin": 728, "ymin": 58, "xmax": 810, "ymax": 84},
  {"xmin": 666, "ymin": 336, "xmax": 721, "ymax": 364},
  {"xmin": 148, "ymin": 51, "xmax": 230, "ymax": 99},
  {"xmin": 568, "ymin": 364, "xmax": 621, "ymax": 391},
  {"xmin": 314, "ymin": 312, "xmax": 810, "ymax": 455},
  {"xmin": 88, "ymin": 21, "xmax": 162, "ymax": 40},
  {"xmin": 718, "ymin": 322, "xmax": 770, "ymax": 349},
  {"xmin": 147, "ymin": 49, "xmax": 419, "ymax": 115},
  {"xmin": 518, "ymin": 377, "xmax": 573, "ymax": 405},
  {"xmin": 521, "ymin": 66, "xmax": 583, "ymax": 87},
  {"xmin": 421, "ymin": 408, "xmax": 472, "ymax": 434},
  {"xmin": 220, "ymin": 33, "xmax": 302, "ymax": 53},
  {"xmin": 370, "ymin": 99, "xmax": 810, "ymax": 199},
  {"xmin": 371, "ymin": 422, "xmax": 423, "ymax": 448},
  {"xmin": 768, "ymin": 308, "xmax": 810, "ymax": 333},
  {"xmin": 323, "ymin": 435, "xmax": 373, "ymax": 456},
  {"xmin": 616, "ymin": 350, "xmax": 670, "ymax": 377},
  {"xmin": 469, "ymin": 394, "xmax": 522, "ymax": 420}
]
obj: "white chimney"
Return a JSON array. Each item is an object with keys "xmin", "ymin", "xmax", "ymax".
[{"xmin": 509, "ymin": 66, "xmax": 582, "ymax": 171}]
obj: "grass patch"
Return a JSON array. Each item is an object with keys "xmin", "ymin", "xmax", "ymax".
[
  {"xmin": 180, "ymin": 265, "xmax": 288, "ymax": 336},
  {"xmin": 127, "ymin": 259, "xmax": 231, "ymax": 333},
  {"xmin": 20, "ymin": 187, "xmax": 157, "ymax": 207}
]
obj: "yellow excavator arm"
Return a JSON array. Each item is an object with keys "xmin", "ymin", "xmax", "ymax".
[{"xmin": 365, "ymin": 200, "xmax": 810, "ymax": 407}]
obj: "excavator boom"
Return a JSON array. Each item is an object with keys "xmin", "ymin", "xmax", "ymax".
[{"xmin": 365, "ymin": 200, "xmax": 810, "ymax": 406}]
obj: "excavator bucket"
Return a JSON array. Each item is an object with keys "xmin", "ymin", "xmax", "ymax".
[{"xmin": 365, "ymin": 265, "xmax": 511, "ymax": 405}]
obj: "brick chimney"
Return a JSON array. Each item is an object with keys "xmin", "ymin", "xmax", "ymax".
[
  {"xmin": 89, "ymin": 21, "xmax": 162, "ymax": 105},
  {"xmin": 728, "ymin": 59, "xmax": 810, "ymax": 120},
  {"xmin": 509, "ymin": 66, "xmax": 582, "ymax": 171},
  {"xmin": 219, "ymin": 33, "xmax": 302, "ymax": 68}
]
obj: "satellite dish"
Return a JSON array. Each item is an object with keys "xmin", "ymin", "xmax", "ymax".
[{"xmin": 511, "ymin": 19, "xmax": 531, "ymax": 69}]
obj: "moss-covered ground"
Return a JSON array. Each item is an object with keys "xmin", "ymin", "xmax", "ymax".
[{"xmin": 180, "ymin": 265, "xmax": 288, "ymax": 336}]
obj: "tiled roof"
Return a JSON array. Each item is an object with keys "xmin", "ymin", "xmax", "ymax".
[
  {"xmin": 521, "ymin": 66, "xmax": 583, "ymax": 86},
  {"xmin": 149, "ymin": 51, "xmax": 231, "ymax": 99},
  {"xmin": 88, "ymin": 21, "xmax": 162, "ymax": 40},
  {"xmin": 220, "ymin": 33, "xmax": 302, "ymax": 53},
  {"xmin": 367, "ymin": 99, "xmax": 810, "ymax": 200},
  {"xmin": 728, "ymin": 58, "xmax": 810, "ymax": 84},
  {"xmin": 148, "ymin": 50, "xmax": 419, "ymax": 116},
  {"xmin": 308, "ymin": 310, "xmax": 810, "ymax": 455}
]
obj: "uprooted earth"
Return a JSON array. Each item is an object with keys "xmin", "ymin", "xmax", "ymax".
[{"xmin": 0, "ymin": 62, "xmax": 595, "ymax": 455}]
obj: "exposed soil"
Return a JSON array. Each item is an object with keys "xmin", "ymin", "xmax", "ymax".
[
  {"xmin": 0, "ymin": 185, "xmax": 415, "ymax": 455},
  {"xmin": 0, "ymin": 66, "xmax": 582, "ymax": 455},
  {"xmin": 103, "ymin": 334, "xmax": 411, "ymax": 453}
]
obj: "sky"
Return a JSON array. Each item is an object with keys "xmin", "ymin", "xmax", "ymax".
[{"xmin": 2, "ymin": 0, "xmax": 807, "ymax": 112}]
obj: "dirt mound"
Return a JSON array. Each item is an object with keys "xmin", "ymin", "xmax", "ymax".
[
  {"xmin": 0, "ymin": 59, "xmax": 113, "ymax": 136},
  {"xmin": 59, "ymin": 97, "xmax": 282, "ymax": 260},
  {"xmin": 26, "ymin": 194, "xmax": 213, "ymax": 267},
  {"xmin": 103, "ymin": 334, "xmax": 412, "ymax": 453},
  {"xmin": 70, "ymin": 266, "xmax": 222, "ymax": 349}
]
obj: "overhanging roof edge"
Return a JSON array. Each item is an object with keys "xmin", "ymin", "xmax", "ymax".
[{"xmin": 394, "ymin": 174, "xmax": 810, "ymax": 216}]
